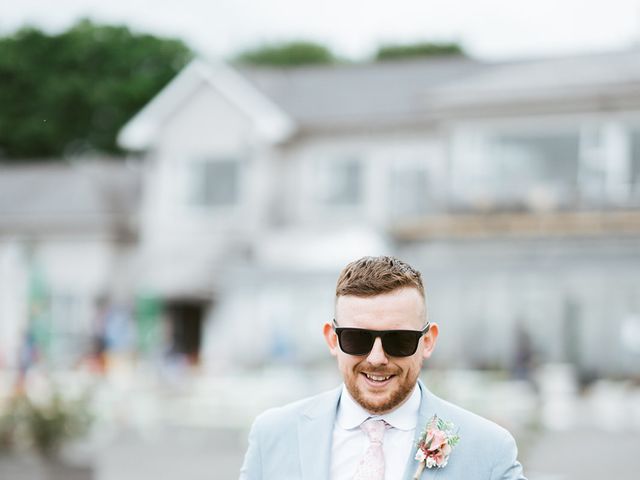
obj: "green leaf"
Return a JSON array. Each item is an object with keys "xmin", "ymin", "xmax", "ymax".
[
  {"xmin": 0, "ymin": 19, "xmax": 193, "ymax": 161},
  {"xmin": 233, "ymin": 41, "xmax": 336, "ymax": 67},
  {"xmin": 375, "ymin": 42, "xmax": 465, "ymax": 61}
]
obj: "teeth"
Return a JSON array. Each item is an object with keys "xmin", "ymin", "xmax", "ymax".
[{"xmin": 366, "ymin": 374, "xmax": 391, "ymax": 381}]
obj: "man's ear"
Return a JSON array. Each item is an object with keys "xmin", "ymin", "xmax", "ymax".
[
  {"xmin": 323, "ymin": 322, "xmax": 339, "ymax": 356},
  {"xmin": 422, "ymin": 322, "xmax": 439, "ymax": 359}
]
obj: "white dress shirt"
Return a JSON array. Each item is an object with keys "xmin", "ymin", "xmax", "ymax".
[{"xmin": 329, "ymin": 384, "xmax": 420, "ymax": 480}]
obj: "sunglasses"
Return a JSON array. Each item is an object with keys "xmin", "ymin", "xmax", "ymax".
[{"xmin": 332, "ymin": 319, "xmax": 430, "ymax": 357}]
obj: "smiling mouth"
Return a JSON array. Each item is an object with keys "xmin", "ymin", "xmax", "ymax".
[{"xmin": 362, "ymin": 372, "xmax": 395, "ymax": 384}]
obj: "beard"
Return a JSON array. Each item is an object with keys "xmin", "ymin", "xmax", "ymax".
[{"xmin": 345, "ymin": 362, "xmax": 421, "ymax": 414}]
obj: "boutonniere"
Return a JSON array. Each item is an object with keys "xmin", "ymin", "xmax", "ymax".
[{"xmin": 412, "ymin": 415, "xmax": 460, "ymax": 479}]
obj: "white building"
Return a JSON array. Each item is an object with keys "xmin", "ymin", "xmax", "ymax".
[
  {"xmin": 2, "ymin": 50, "xmax": 639, "ymax": 377},
  {"xmin": 117, "ymin": 51, "xmax": 640, "ymax": 376}
]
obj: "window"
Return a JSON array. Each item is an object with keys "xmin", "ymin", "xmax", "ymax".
[
  {"xmin": 388, "ymin": 163, "xmax": 431, "ymax": 218},
  {"xmin": 488, "ymin": 133, "xmax": 580, "ymax": 197},
  {"xmin": 452, "ymin": 129, "xmax": 581, "ymax": 208},
  {"xmin": 188, "ymin": 158, "xmax": 239, "ymax": 207},
  {"xmin": 629, "ymin": 129, "xmax": 640, "ymax": 195},
  {"xmin": 578, "ymin": 125, "xmax": 608, "ymax": 197},
  {"xmin": 316, "ymin": 157, "xmax": 362, "ymax": 206},
  {"xmin": 453, "ymin": 123, "xmax": 640, "ymax": 208},
  {"xmin": 579, "ymin": 123, "xmax": 632, "ymax": 202}
]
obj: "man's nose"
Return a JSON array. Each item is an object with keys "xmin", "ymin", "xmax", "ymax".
[{"xmin": 366, "ymin": 337, "xmax": 388, "ymax": 365}]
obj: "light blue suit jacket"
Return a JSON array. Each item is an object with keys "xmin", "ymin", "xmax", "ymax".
[{"xmin": 240, "ymin": 380, "xmax": 526, "ymax": 479}]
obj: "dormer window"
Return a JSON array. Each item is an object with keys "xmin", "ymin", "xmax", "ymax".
[{"xmin": 188, "ymin": 157, "xmax": 239, "ymax": 207}]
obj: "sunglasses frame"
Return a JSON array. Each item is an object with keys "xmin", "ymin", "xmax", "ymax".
[{"xmin": 332, "ymin": 319, "xmax": 430, "ymax": 357}]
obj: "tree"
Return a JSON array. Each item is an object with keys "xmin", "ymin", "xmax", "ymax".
[
  {"xmin": 0, "ymin": 19, "xmax": 192, "ymax": 161},
  {"xmin": 375, "ymin": 42, "xmax": 464, "ymax": 61},
  {"xmin": 234, "ymin": 41, "xmax": 336, "ymax": 67}
]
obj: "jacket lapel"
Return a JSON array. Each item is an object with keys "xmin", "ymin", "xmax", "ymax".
[
  {"xmin": 299, "ymin": 382, "xmax": 448, "ymax": 480},
  {"xmin": 402, "ymin": 380, "xmax": 442, "ymax": 480},
  {"xmin": 298, "ymin": 386, "xmax": 341, "ymax": 480}
]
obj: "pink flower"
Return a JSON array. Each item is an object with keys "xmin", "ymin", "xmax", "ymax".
[
  {"xmin": 432, "ymin": 443, "xmax": 452, "ymax": 467},
  {"xmin": 413, "ymin": 414, "xmax": 460, "ymax": 477},
  {"xmin": 426, "ymin": 428, "xmax": 448, "ymax": 451}
]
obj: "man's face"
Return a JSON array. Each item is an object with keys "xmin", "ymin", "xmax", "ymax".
[{"xmin": 323, "ymin": 287, "xmax": 438, "ymax": 415}]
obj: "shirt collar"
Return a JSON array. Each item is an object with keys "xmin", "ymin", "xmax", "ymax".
[{"xmin": 336, "ymin": 383, "xmax": 421, "ymax": 432}]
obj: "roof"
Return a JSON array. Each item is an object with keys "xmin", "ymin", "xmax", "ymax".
[
  {"xmin": 422, "ymin": 49, "xmax": 640, "ymax": 113},
  {"xmin": 239, "ymin": 49, "xmax": 640, "ymax": 126},
  {"xmin": 118, "ymin": 49, "xmax": 640, "ymax": 148},
  {"xmin": 0, "ymin": 159, "xmax": 140, "ymax": 237},
  {"xmin": 237, "ymin": 56, "xmax": 486, "ymax": 128}
]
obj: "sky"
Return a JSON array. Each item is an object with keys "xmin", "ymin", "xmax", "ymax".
[{"xmin": 1, "ymin": 0, "xmax": 640, "ymax": 61}]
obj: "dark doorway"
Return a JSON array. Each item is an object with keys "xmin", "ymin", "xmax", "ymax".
[{"xmin": 164, "ymin": 300, "xmax": 207, "ymax": 364}]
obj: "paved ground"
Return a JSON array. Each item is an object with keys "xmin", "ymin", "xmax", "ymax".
[
  {"xmin": 95, "ymin": 426, "xmax": 244, "ymax": 480},
  {"xmin": 95, "ymin": 426, "xmax": 640, "ymax": 480},
  {"xmin": 2, "ymin": 424, "xmax": 639, "ymax": 480},
  {"xmin": 523, "ymin": 428, "xmax": 640, "ymax": 480},
  {"xmin": 2, "ymin": 367, "xmax": 638, "ymax": 479},
  {"xmin": 0, "ymin": 426, "xmax": 245, "ymax": 480},
  {"xmin": 0, "ymin": 454, "xmax": 94, "ymax": 480}
]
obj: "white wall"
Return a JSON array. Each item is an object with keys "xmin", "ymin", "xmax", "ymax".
[
  {"xmin": 143, "ymin": 80, "xmax": 258, "ymax": 234},
  {"xmin": 137, "ymin": 80, "xmax": 275, "ymax": 297},
  {"xmin": 281, "ymin": 130, "xmax": 446, "ymax": 229}
]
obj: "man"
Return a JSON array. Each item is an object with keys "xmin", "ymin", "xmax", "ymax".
[{"xmin": 240, "ymin": 256, "xmax": 527, "ymax": 479}]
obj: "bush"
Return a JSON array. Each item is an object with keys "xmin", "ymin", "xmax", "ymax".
[
  {"xmin": 0, "ymin": 391, "xmax": 92, "ymax": 457},
  {"xmin": 234, "ymin": 41, "xmax": 336, "ymax": 67},
  {"xmin": 375, "ymin": 42, "xmax": 464, "ymax": 61}
]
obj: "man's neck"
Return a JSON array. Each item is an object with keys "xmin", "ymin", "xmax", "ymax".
[{"xmin": 337, "ymin": 384, "xmax": 421, "ymax": 431}]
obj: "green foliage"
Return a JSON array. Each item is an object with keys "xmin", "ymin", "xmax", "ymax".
[
  {"xmin": 0, "ymin": 391, "xmax": 92, "ymax": 457},
  {"xmin": 0, "ymin": 19, "xmax": 193, "ymax": 161},
  {"xmin": 0, "ymin": 408, "xmax": 15, "ymax": 452},
  {"xmin": 234, "ymin": 41, "xmax": 336, "ymax": 67},
  {"xmin": 375, "ymin": 42, "xmax": 464, "ymax": 61}
]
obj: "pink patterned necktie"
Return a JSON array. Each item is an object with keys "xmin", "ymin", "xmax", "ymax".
[{"xmin": 352, "ymin": 419, "xmax": 388, "ymax": 480}]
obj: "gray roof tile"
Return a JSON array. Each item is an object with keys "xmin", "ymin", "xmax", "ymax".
[
  {"xmin": 237, "ymin": 56, "xmax": 486, "ymax": 126},
  {"xmin": 0, "ymin": 160, "xmax": 140, "ymax": 235},
  {"xmin": 237, "ymin": 50, "xmax": 640, "ymax": 126}
]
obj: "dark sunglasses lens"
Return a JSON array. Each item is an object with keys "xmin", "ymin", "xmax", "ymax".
[
  {"xmin": 339, "ymin": 330, "xmax": 373, "ymax": 355},
  {"xmin": 383, "ymin": 332, "xmax": 419, "ymax": 356}
]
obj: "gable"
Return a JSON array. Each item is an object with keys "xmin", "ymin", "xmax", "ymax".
[
  {"xmin": 155, "ymin": 80, "xmax": 253, "ymax": 155},
  {"xmin": 118, "ymin": 60, "xmax": 295, "ymax": 151}
]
